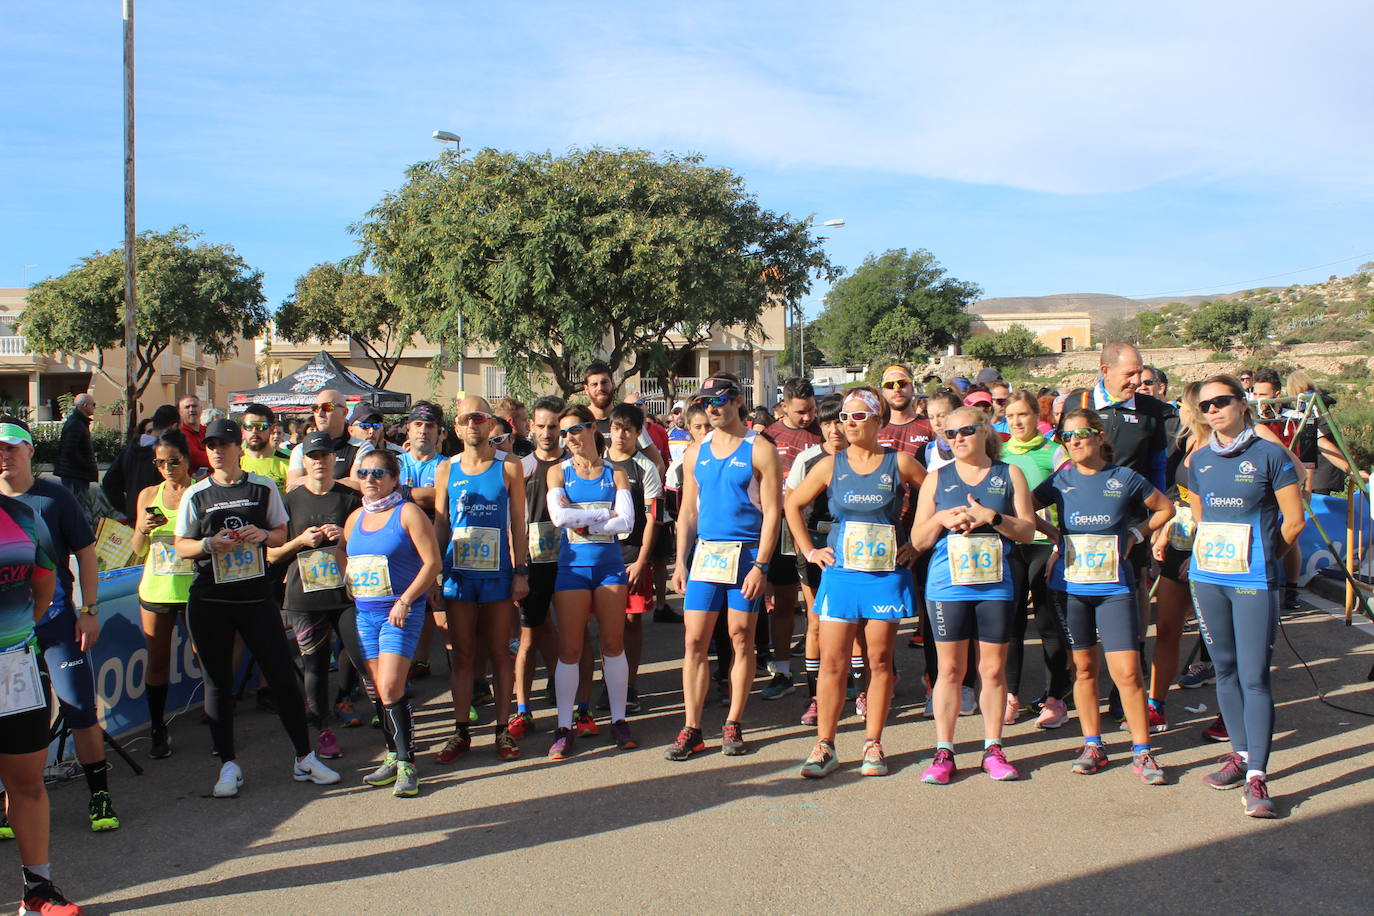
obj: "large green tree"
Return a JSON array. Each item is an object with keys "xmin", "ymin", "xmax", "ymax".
[
  {"xmin": 963, "ymin": 324, "xmax": 1049, "ymax": 365},
  {"xmin": 276, "ymin": 263, "xmax": 408, "ymax": 387},
  {"xmin": 353, "ymin": 147, "xmax": 835, "ymax": 398},
  {"xmin": 813, "ymin": 249, "xmax": 979, "ymax": 365},
  {"xmin": 19, "ymin": 226, "xmax": 267, "ymax": 403},
  {"xmin": 1185, "ymin": 300, "xmax": 1272, "ymax": 351}
]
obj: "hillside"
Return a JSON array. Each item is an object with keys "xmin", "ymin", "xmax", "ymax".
[{"xmin": 972, "ymin": 292, "xmax": 1228, "ymax": 329}]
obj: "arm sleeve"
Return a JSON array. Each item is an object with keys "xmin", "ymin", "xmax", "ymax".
[
  {"xmin": 588, "ymin": 488, "xmax": 636, "ymax": 536},
  {"xmin": 546, "ymin": 488, "xmax": 611, "ymax": 528}
]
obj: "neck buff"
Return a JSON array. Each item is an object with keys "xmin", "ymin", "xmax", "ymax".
[
  {"xmin": 1002, "ymin": 433, "xmax": 1046, "ymax": 455},
  {"xmin": 1209, "ymin": 425, "xmax": 1255, "ymax": 457},
  {"xmin": 362, "ymin": 491, "xmax": 405, "ymax": 514}
]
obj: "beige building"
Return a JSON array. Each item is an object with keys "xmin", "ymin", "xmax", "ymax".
[
  {"xmin": 0, "ymin": 288, "xmax": 258, "ymax": 424},
  {"xmin": 967, "ymin": 311, "xmax": 1092, "ymax": 353}
]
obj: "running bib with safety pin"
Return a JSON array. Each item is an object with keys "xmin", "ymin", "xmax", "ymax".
[
  {"xmin": 1064, "ymin": 533, "xmax": 1120, "ymax": 585},
  {"xmin": 947, "ymin": 534, "xmax": 1002, "ymax": 585},
  {"xmin": 0, "ymin": 641, "xmax": 45, "ymax": 718},
  {"xmin": 781, "ymin": 525, "xmax": 797, "ymax": 558},
  {"xmin": 1168, "ymin": 505, "xmax": 1196, "ymax": 551},
  {"xmin": 298, "ymin": 548, "xmax": 344, "ymax": 592},
  {"xmin": 528, "ymin": 521, "xmax": 560, "ymax": 563},
  {"xmin": 212, "ymin": 543, "xmax": 265, "ymax": 584},
  {"xmin": 1195, "ymin": 522, "xmax": 1251, "ymax": 575},
  {"xmin": 452, "ymin": 526, "xmax": 501, "ymax": 571},
  {"xmin": 148, "ymin": 538, "xmax": 194, "ymax": 577},
  {"xmin": 691, "ymin": 540, "xmax": 742, "ymax": 584},
  {"xmin": 348, "ymin": 554, "xmax": 394, "ymax": 599},
  {"xmin": 567, "ymin": 502, "xmax": 614, "ymax": 544},
  {"xmin": 842, "ymin": 522, "xmax": 897, "ymax": 572}
]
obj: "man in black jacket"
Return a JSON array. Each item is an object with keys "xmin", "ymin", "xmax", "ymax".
[
  {"xmin": 55, "ymin": 393, "xmax": 98, "ymax": 495},
  {"xmin": 101, "ymin": 404, "xmax": 179, "ymax": 521}
]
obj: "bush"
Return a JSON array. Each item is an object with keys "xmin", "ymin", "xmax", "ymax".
[
  {"xmin": 1332, "ymin": 406, "xmax": 1374, "ymax": 471},
  {"xmin": 29, "ymin": 423, "xmax": 124, "ymax": 467},
  {"xmin": 1337, "ymin": 361, "xmax": 1371, "ymax": 382}
]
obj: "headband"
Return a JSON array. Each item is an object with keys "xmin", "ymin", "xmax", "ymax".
[{"xmin": 844, "ymin": 390, "xmax": 882, "ymax": 415}]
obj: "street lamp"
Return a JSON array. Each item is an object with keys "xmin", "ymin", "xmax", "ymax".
[
  {"xmin": 795, "ymin": 217, "xmax": 846, "ymax": 378},
  {"xmin": 433, "ymin": 129, "xmax": 466, "ymax": 394}
]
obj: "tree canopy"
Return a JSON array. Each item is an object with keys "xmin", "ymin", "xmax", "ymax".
[
  {"xmin": 276, "ymin": 263, "xmax": 408, "ymax": 387},
  {"xmin": 812, "ymin": 249, "xmax": 978, "ymax": 365},
  {"xmin": 962, "ymin": 324, "xmax": 1049, "ymax": 366},
  {"xmin": 19, "ymin": 226, "xmax": 267, "ymax": 402},
  {"xmin": 353, "ymin": 147, "xmax": 835, "ymax": 398},
  {"xmin": 1185, "ymin": 300, "xmax": 1272, "ymax": 351}
]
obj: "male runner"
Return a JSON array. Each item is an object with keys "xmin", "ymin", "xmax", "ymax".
[
  {"xmin": 398, "ymin": 402, "xmax": 447, "ymax": 677},
  {"xmin": 239, "ymin": 403, "xmax": 289, "ymax": 493},
  {"xmin": 582, "ymin": 362, "xmax": 666, "ymax": 476},
  {"xmin": 876, "ymin": 365, "xmax": 934, "ymax": 458},
  {"xmin": 287, "ymin": 390, "xmax": 373, "ymax": 491},
  {"xmin": 177, "ymin": 393, "xmax": 209, "ymax": 473},
  {"xmin": 605, "ymin": 403, "xmax": 661, "ymax": 711}
]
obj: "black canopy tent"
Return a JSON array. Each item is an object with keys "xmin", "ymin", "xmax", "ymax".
[{"xmin": 229, "ymin": 350, "xmax": 411, "ymax": 414}]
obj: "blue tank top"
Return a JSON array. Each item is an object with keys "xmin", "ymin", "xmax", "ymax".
[
  {"xmin": 827, "ymin": 449, "xmax": 903, "ymax": 572},
  {"xmin": 926, "ymin": 461, "xmax": 1017, "ymax": 601},
  {"xmin": 444, "ymin": 456, "xmax": 511, "ymax": 579},
  {"xmin": 1033, "ymin": 464, "xmax": 1153, "ymax": 596},
  {"xmin": 347, "ymin": 506, "xmax": 424, "ymax": 614},
  {"xmin": 558, "ymin": 459, "xmax": 622, "ymax": 567},
  {"xmin": 695, "ymin": 431, "xmax": 763, "ymax": 542},
  {"xmin": 1188, "ymin": 436, "xmax": 1299, "ymax": 588}
]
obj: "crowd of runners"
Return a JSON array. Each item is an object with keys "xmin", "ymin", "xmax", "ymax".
[{"xmin": 0, "ymin": 344, "xmax": 1337, "ymax": 914}]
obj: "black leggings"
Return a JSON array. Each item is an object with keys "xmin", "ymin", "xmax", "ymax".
[
  {"xmin": 1007, "ymin": 543, "xmax": 1072, "ymax": 699},
  {"xmin": 187, "ymin": 596, "xmax": 311, "ymax": 761},
  {"xmin": 285, "ymin": 605, "xmax": 370, "ymax": 727}
]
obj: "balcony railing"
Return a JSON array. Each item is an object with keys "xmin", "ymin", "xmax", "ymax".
[{"xmin": 0, "ymin": 336, "xmax": 29, "ymax": 356}]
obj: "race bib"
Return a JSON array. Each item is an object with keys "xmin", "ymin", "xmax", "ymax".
[
  {"xmin": 348, "ymin": 554, "xmax": 394, "ymax": 599},
  {"xmin": 1064, "ymin": 533, "xmax": 1120, "ymax": 585},
  {"xmin": 1195, "ymin": 522, "xmax": 1251, "ymax": 575},
  {"xmin": 0, "ymin": 641, "xmax": 45, "ymax": 718},
  {"xmin": 212, "ymin": 543, "xmax": 265, "ymax": 584},
  {"xmin": 528, "ymin": 521, "xmax": 560, "ymax": 564},
  {"xmin": 567, "ymin": 502, "xmax": 614, "ymax": 544},
  {"xmin": 842, "ymin": 522, "xmax": 897, "ymax": 572},
  {"xmin": 452, "ymin": 526, "xmax": 501, "ymax": 571},
  {"xmin": 1168, "ymin": 504, "xmax": 1196, "ymax": 551},
  {"xmin": 298, "ymin": 548, "xmax": 344, "ymax": 593},
  {"xmin": 691, "ymin": 540, "xmax": 742, "ymax": 585},
  {"xmin": 780, "ymin": 525, "xmax": 797, "ymax": 558},
  {"xmin": 148, "ymin": 538, "xmax": 194, "ymax": 577},
  {"xmin": 947, "ymin": 533, "xmax": 1002, "ymax": 586}
]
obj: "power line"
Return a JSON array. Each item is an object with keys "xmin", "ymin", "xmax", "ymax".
[{"xmin": 1124, "ymin": 250, "xmax": 1374, "ymax": 300}]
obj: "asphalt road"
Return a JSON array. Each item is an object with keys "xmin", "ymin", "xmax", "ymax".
[{"xmin": 18, "ymin": 591, "xmax": 1374, "ymax": 915}]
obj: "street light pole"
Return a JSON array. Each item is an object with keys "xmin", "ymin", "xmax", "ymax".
[
  {"xmin": 799, "ymin": 218, "xmax": 846, "ymax": 380},
  {"xmin": 122, "ymin": 0, "xmax": 138, "ymax": 438},
  {"xmin": 432, "ymin": 130, "xmax": 466, "ymax": 395}
]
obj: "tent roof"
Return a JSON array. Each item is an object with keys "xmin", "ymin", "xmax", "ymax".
[{"xmin": 229, "ymin": 351, "xmax": 411, "ymax": 414}]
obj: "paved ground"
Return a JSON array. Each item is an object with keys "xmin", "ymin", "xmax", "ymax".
[{"xmin": 17, "ymin": 591, "xmax": 1374, "ymax": 915}]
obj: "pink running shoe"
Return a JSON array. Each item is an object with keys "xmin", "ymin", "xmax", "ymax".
[
  {"xmin": 981, "ymin": 744, "xmax": 1020, "ymax": 781},
  {"xmin": 316, "ymin": 728, "xmax": 343, "ymax": 760},
  {"xmin": 1036, "ymin": 697, "xmax": 1069, "ymax": 729},
  {"xmin": 921, "ymin": 748, "xmax": 957, "ymax": 785}
]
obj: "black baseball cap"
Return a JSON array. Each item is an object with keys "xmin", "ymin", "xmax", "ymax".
[
  {"xmin": 690, "ymin": 377, "xmax": 742, "ymax": 400},
  {"xmin": 301, "ymin": 431, "xmax": 336, "ymax": 456},
  {"xmin": 349, "ymin": 402, "xmax": 383, "ymax": 424},
  {"xmin": 203, "ymin": 418, "xmax": 242, "ymax": 446}
]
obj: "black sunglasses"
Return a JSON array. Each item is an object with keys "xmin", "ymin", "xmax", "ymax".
[
  {"xmin": 943, "ymin": 424, "xmax": 983, "ymax": 440},
  {"xmin": 1199, "ymin": 394, "xmax": 1242, "ymax": 413},
  {"xmin": 559, "ymin": 422, "xmax": 593, "ymax": 438}
]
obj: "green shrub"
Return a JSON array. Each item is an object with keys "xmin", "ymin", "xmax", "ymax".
[
  {"xmin": 29, "ymin": 424, "xmax": 124, "ymax": 466},
  {"xmin": 1332, "ymin": 406, "xmax": 1374, "ymax": 471}
]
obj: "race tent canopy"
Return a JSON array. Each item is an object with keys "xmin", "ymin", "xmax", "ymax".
[{"xmin": 228, "ymin": 350, "xmax": 411, "ymax": 414}]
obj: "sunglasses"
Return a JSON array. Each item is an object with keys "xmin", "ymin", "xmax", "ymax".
[
  {"xmin": 313, "ymin": 403, "xmax": 343, "ymax": 414},
  {"xmin": 457, "ymin": 412, "xmax": 493, "ymax": 426},
  {"xmin": 1238, "ymin": 375, "xmax": 1252, "ymax": 381},
  {"xmin": 943, "ymin": 425, "xmax": 983, "ymax": 440},
  {"xmin": 152, "ymin": 458, "xmax": 182, "ymax": 468},
  {"xmin": 992, "ymin": 397, "xmax": 1008, "ymax": 406},
  {"xmin": 489, "ymin": 432, "xmax": 511, "ymax": 446},
  {"xmin": 1062, "ymin": 428, "xmax": 1099, "ymax": 441},
  {"xmin": 1139, "ymin": 379, "xmax": 1156, "ymax": 386},
  {"xmin": 839, "ymin": 411, "xmax": 876, "ymax": 422},
  {"xmin": 559, "ymin": 422, "xmax": 593, "ymax": 438},
  {"xmin": 695, "ymin": 393, "xmax": 735, "ymax": 409},
  {"xmin": 354, "ymin": 421, "xmax": 383, "ymax": 431},
  {"xmin": 242, "ymin": 421, "xmax": 270, "ymax": 431},
  {"xmin": 1199, "ymin": 394, "xmax": 1241, "ymax": 413},
  {"xmin": 881, "ymin": 378, "xmax": 912, "ymax": 389},
  {"xmin": 356, "ymin": 468, "xmax": 392, "ymax": 480}
]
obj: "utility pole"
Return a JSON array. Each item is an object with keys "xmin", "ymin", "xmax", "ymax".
[{"xmin": 122, "ymin": 0, "xmax": 138, "ymax": 438}]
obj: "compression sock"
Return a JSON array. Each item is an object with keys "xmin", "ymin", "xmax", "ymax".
[
  {"xmin": 602, "ymin": 652, "xmax": 629, "ymax": 721},
  {"xmin": 82, "ymin": 761, "xmax": 109, "ymax": 795},
  {"xmin": 1132, "ymin": 743, "xmax": 1151, "ymax": 755},
  {"xmin": 147, "ymin": 683, "xmax": 169, "ymax": 729},
  {"xmin": 380, "ymin": 704, "xmax": 397, "ymax": 753},
  {"xmin": 805, "ymin": 656, "xmax": 819, "ymax": 697},
  {"xmin": 555, "ymin": 661, "xmax": 579, "ymax": 729},
  {"xmin": 850, "ymin": 655, "xmax": 864, "ymax": 675},
  {"xmin": 384, "ymin": 701, "xmax": 415, "ymax": 763}
]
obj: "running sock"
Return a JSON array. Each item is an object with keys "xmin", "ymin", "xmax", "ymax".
[
  {"xmin": 1132, "ymin": 743, "xmax": 1151, "ymax": 755},
  {"xmin": 147, "ymin": 682, "xmax": 169, "ymax": 728},
  {"xmin": 1084, "ymin": 735, "xmax": 1103, "ymax": 746},
  {"xmin": 383, "ymin": 701, "xmax": 415, "ymax": 763},
  {"xmin": 1239, "ymin": 750, "xmax": 1250, "ymax": 764},
  {"xmin": 517, "ymin": 703, "xmax": 530, "ymax": 715},
  {"xmin": 805, "ymin": 656, "xmax": 819, "ymax": 698},
  {"xmin": 936, "ymin": 741, "xmax": 955, "ymax": 753},
  {"xmin": 82, "ymin": 761, "xmax": 109, "ymax": 795},
  {"xmin": 555, "ymin": 661, "xmax": 579, "ymax": 729},
  {"xmin": 850, "ymin": 655, "xmax": 864, "ymax": 674},
  {"xmin": 775, "ymin": 659, "xmax": 791, "ymax": 677},
  {"xmin": 602, "ymin": 652, "xmax": 629, "ymax": 722},
  {"xmin": 983, "ymin": 738, "xmax": 1001, "ymax": 751},
  {"xmin": 1246, "ymin": 769, "xmax": 1266, "ymax": 782},
  {"xmin": 22, "ymin": 865, "xmax": 51, "ymax": 891}
]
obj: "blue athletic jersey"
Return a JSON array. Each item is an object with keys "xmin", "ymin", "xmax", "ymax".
[
  {"xmin": 826, "ymin": 449, "xmax": 904, "ymax": 571},
  {"xmin": 926, "ymin": 461, "xmax": 1017, "ymax": 601},
  {"xmin": 1187, "ymin": 437, "xmax": 1299, "ymax": 588},
  {"xmin": 558, "ymin": 459, "xmax": 622, "ymax": 567},
  {"xmin": 1034, "ymin": 464, "xmax": 1153, "ymax": 595},
  {"xmin": 347, "ymin": 506, "xmax": 423, "ymax": 614},
  {"xmin": 400, "ymin": 451, "xmax": 446, "ymax": 489},
  {"xmin": 695, "ymin": 431, "xmax": 763, "ymax": 542},
  {"xmin": 444, "ymin": 456, "xmax": 511, "ymax": 579}
]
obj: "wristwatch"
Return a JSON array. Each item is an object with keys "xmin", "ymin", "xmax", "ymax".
[
  {"xmin": 77, "ymin": 604, "xmax": 98, "ymax": 617},
  {"xmin": 991, "ymin": 512, "xmax": 1004, "ymax": 528},
  {"xmin": 752, "ymin": 560, "xmax": 770, "ymax": 573},
  {"xmin": 513, "ymin": 564, "xmax": 529, "ymax": 575}
]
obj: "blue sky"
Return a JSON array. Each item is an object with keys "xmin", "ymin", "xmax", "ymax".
[{"xmin": 3, "ymin": 1, "xmax": 1372, "ymax": 320}]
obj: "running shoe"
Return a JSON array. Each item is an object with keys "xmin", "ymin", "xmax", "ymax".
[
  {"xmin": 611, "ymin": 719, "xmax": 639, "ymax": 749},
  {"xmin": 1243, "ymin": 775, "xmax": 1277, "ymax": 818},
  {"xmin": 1147, "ymin": 706, "xmax": 1168, "ymax": 734},
  {"xmin": 495, "ymin": 730, "xmax": 521, "ymax": 761},
  {"xmin": 860, "ymin": 739, "xmax": 889, "ymax": 777},
  {"xmin": 653, "ymin": 604, "xmax": 683, "ymax": 623},
  {"xmin": 363, "ymin": 753, "xmax": 399, "ymax": 787},
  {"xmin": 1202, "ymin": 716, "xmax": 1229, "ymax": 743},
  {"xmin": 664, "ymin": 726, "xmax": 705, "ymax": 761},
  {"xmin": 1004, "ymin": 695, "xmax": 1021, "ymax": 726},
  {"xmin": 981, "ymin": 745, "xmax": 1020, "ymax": 781},
  {"xmin": 626, "ymin": 685, "xmax": 642, "ymax": 713},
  {"xmin": 921, "ymin": 748, "xmax": 957, "ymax": 785},
  {"xmin": 435, "ymin": 729, "xmax": 471, "ymax": 763},
  {"xmin": 1282, "ymin": 588, "xmax": 1301, "ymax": 611},
  {"xmin": 88, "ymin": 791, "xmax": 119, "ymax": 832},
  {"xmin": 408, "ymin": 660, "xmax": 431, "ymax": 680},
  {"xmin": 506, "ymin": 711, "xmax": 536, "ymax": 740},
  {"xmin": 316, "ymin": 728, "xmax": 343, "ymax": 760},
  {"xmin": 1071, "ymin": 743, "xmax": 1108, "ymax": 775},
  {"xmin": 213, "ymin": 761, "xmax": 243, "ymax": 798},
  {"xmin": 334, "ymin": 699, "xmax": 362, "ymax": 729},
  {"xmin": 549, "ymin": 727, "xmax": 575, "ymax": 760},
  {"xmin": 1036, "ymin": 697, "xmax": 1069, "ymax": 729},
  {"xmin": 761, "ymin": 672, "xmax": 796, "ymax": 700},
  {"xmin": 149, "ymin": 725, "xmax": 172, "ymax": 759},
  {"xmin": 855, "ymin": 690, "xmax": 868, "ymax": 718},
  {"xmin": 1177, "ymin": 662, "xmax": 1216, "ymax": 689},
  {"xmin": 18, "ymin": 880, "xmax": 83, "ymax": 915},
  {"xmin": 800, "ymin": 740, "xmax": 839, "ymax": 779},
  {"xmin": 0, "ymin": 813, "xmax": 12, "ymax": 839},
  {"xmin": 1132, "ymin": 750, "xmax": 1166, "ymax": 786},
  {"xmin": 293, "ymin": 751, "xmax": 341, "ymax": 785},
  {"xmin": 574, "ymin": 712, "xmax": 599, "ymax": 737},
  {"xmin": 1202, "ymin": 752, "xmax": 1246, "ymax": 790},
  {"xmin": 721, "ymin": 721, "xmax": 747, "ymax": 756},
  {"xmin": 800, "ymin": 697, "xmax": 819, "ymax": 727},
  {"xmin": 959, "ymin": 686, "xmax": 977, "ymax": 716},
  {"xmin": 392, "ymin": 761, "xmax": 420, "ymax": 798}
]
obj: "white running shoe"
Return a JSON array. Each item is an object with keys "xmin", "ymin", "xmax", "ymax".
[
  {"xmin": 959, "ymin": 686, "xmax": 978, "ymax": 717},
  {"xmin": 293, "ymin": 751, "xmax": 341, "ymax": 785},
  {"xmin": 213, "ymin": 761, "xmax": 243, "ymax": 798}
]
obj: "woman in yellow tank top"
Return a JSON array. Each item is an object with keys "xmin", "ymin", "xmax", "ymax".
[{"xmin": 129, "ymin": 429, "xmax": 195, "ymax": 759}]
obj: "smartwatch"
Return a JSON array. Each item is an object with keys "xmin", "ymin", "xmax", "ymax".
[
  {"xmin": 752, "ymin": 560, "xmax": 770, "ymax": 573},
  {"xmin": 77, "ymin": 604, "xmax": 98, "ymax": 617}
]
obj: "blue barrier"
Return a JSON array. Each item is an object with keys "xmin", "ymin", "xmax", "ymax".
[{"xmin": 1298, "ymin": 491, "xmax": 1369, "ymax": 586}]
